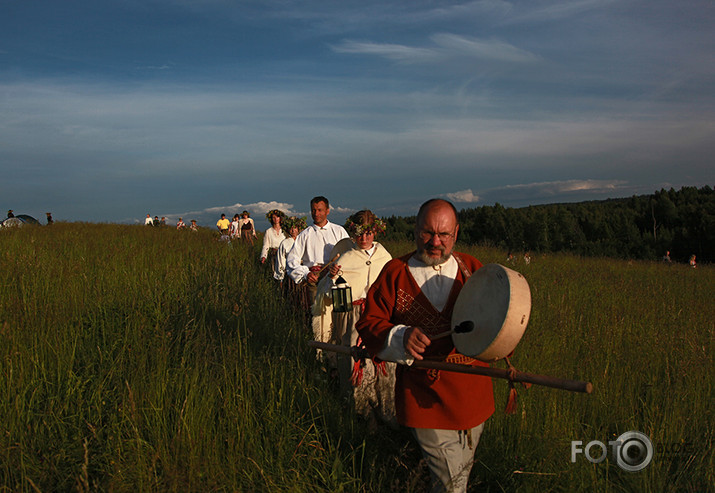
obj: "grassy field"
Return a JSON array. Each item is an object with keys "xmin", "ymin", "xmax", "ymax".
[{"xmin": 0, "ymin": 224, "xmax": 712, "ymax": 492}]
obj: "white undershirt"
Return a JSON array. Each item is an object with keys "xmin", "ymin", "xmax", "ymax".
[{"xmin": 377, "ymin": 254, "xmax": 458, "ymax": 365}]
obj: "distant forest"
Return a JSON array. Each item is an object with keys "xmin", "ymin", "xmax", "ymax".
[{"xmin": 382, "ymin": 186, "xmax": 714, "ymax": 263}]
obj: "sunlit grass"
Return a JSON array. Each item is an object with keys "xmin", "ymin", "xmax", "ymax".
[{"xmin": 0, "ymin": 225, "xmax": 711, "ymax": 491}]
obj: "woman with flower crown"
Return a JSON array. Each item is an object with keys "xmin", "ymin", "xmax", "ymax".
[
  {"xmin": 260, "ymin": 209, "xmax": 286, "ymax": 272},
  {"xmin": 276, "ymin": 216, "xmax": 309, "ymax": 305},
  {"xmin": 314, "ymin": 210, "xmax": 396, "ymax": 429}
]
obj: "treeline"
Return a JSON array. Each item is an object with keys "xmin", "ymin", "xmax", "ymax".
[{"xmin": 382, "ymin": 186, "xmax": 714, "ymax": 263}]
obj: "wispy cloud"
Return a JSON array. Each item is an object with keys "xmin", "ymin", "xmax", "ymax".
[
  {"xmin": 472, "ymin": 179, "xmax": 631, "ymax": 206},
  {"xmin": 499, "ymin": 179, "xmax": 627, "ymax": 194},
  {"xmin": 332, "ymin": 34, "xmax": 539, "ymax": 64},
  {"xmin": 503, "ymin": 0, "xmax": 616, "ymax": 25},
  {"xmin": 137, "ymin": 63, "xmax": 175, "ymax": 71},
  {"xmin": 330, "ymin": 41, "xmax": 437, "ymax": 63},
  {"xmin": 430, "ymin": 33, "xmax": 541, "ymax": 62}
]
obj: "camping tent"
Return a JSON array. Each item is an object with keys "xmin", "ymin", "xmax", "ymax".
[{"xmin": 1, "ymin": 214, "xmax": 40, "ymax": 227}]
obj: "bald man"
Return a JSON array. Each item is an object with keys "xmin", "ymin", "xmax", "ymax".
[{"xmin": 356, "ymin": 198, "xmax": 494, "ymax": 493}]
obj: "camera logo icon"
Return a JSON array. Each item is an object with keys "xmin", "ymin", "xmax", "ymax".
[{"xmin": 614, "ymin": 431, "xmax": 653, "ymax": 472}]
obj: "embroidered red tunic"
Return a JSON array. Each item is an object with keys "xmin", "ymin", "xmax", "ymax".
[{"xmin": 356, "ymin": 251, "xmax": 495, "ymax": 430}]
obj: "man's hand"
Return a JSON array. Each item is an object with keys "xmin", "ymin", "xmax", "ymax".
[
  {"xmin": 404, "ymin": 327, "xmax": 431, "ymax": 360},
  {"xmin": 307, "ymin": 271, "xmax": 319, "ymax": 284}
]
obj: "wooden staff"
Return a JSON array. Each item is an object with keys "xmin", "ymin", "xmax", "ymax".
[
  {"xmin": 308, "ymin": 341, "xmax": 593, "ymax": 394},
  {"xmin": 316, "ymin": 253, "xmax": 341, "ymax": 276}
]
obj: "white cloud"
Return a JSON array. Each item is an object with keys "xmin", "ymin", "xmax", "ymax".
[
  {"xmin": 330, "ymin": 41, "xmax": 437, "ymax": 63},
  {"xmin": 444, "ymin": 189, "xmax": 480, "ymax": 203},
  {"xmin": 332, "ymin": 34, "xmax": 539, "ymax": 64},
  {"xmin": 196, "ymin": 201, "xmax": 297, "ymax": 217},
  {"xmin": 430, "ymin": 33, "xmax": 541, "ymax": 63},
  {"xmin": 329, "ymin": 205, "xmax": 354, "ymax": 214}
]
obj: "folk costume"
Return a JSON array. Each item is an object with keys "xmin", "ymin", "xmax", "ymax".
[
  {"xmin": 275, "ymin": 237, "xmax": 307, "ymax": 308},
  {"xmin": 260, "ymin": 226, "xmax": 285, "ymax": 274},
  {"xmin": 275, "ymin": 237, "xmax": 294, "ymax": 282},
  {"xmin": 314, "ymin": 239, "xmax": 396, "ymax": 425},
  {"xmin": 356, "ymin": 251, "xmax": 495, "ymax": 493}
]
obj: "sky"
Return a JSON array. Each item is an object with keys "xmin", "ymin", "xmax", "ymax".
[{"xmin": 2, "ymin": 0, "xmax": 713, "ymax": 230}]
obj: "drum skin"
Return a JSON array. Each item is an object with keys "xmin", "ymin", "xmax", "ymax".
[{"xmin": 451, "ymin": 263, "xmax": 531, "ymax": 361}]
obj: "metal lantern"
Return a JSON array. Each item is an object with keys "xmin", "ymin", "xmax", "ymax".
[{"xmin": 331, "ymin": 276, "xmax": 353, "ymax": 313}]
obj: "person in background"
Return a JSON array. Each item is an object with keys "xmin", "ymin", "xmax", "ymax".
[
  {"xmin": 190, "ymin": 220, "xmax": 198, "ymax": 232},
  {"xmin": 315, "ymin": 210, "xmax": 395, "ymax": 429},
  {"xmin": 153, "ymin": 216, "xmax": 160, "ymax": 227},
  {"xmin": 261, "ymin": 209, "xmax": 286, "ymax": 272},
  {"xmin": 356, "ymin": 198, "xmax": 494, "ymax": 493},
  {"xmin": 239, "ymin": 211, "xmax": 257, "ymax": 245},
  {"xmin": 145, "ymin": 214, "xmax": 153, "ymax": 226},
  {"xmin": 160, "ymin": 216, "xmax": 167, "ymax": 226},
  {"xmin": 230, "ymin": 214, "xmax": 241, "ymax": 239},
  {"xmin": 176, "ymin": 217, "xmax": 186, "ymax": 229},
  {"xmin": 216, "ymin": 213, "xmax": 230, "ymax": 236},
  {"xmin": 689, "ymin": 254, "xmax": 697, "ymax": 268},
  {"xmin": 663, "ymin": 251, "xmax": 671, "ymax": 262},
  {"xmin": 7, "ymin": 210, "xmax": 14, "ymax": 218},
  {"xmin": 46, "ymin": 212, "xmax": 53, "ymax": 225}
]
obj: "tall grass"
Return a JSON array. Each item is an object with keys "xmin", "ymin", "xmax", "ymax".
[{"xmin": 0, "ymin": 225, "xmax": 711, "ymax": 492}]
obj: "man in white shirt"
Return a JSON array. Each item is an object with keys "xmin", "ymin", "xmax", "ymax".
[{"xmin": 287, "ymin": 196, "xmax": 349, "ymax": 308}]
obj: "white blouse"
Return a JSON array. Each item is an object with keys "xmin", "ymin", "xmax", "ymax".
[{"xmin": 260, "ymin": 226, "xmax": 285, "ymax": 259}]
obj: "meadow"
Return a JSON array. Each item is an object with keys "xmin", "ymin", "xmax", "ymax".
[{"xmin": 0, "ymin": 223, "xmax": 712, "ymax": 492}]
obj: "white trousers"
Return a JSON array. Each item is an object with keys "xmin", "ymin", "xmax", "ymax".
[{"xmin": 412, "ymin": 423, "xmax": 485, "ymax": 493}]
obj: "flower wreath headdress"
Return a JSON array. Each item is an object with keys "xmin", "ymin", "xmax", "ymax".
[
  {"xmin": 344, "ymin": 217, "xmax": 386, "ymax": 237},
  {"xmin": 284, "ymin": 216, "xmax": 307, "ymax": 232},
  {"xmin": 265, "ymin": 209, "xmax": 286, "ymax": 221}
]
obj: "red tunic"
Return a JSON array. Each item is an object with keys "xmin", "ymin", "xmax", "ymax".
[{"xmin": 356, "ymin": 251, "xmax": 495, "ymax": 430}]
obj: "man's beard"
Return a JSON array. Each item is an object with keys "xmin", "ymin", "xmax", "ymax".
[{"xmin": 416, "ymin": 245, "xmax": 451, "ymax": 266}]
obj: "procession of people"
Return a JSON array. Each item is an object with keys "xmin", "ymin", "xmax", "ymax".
[
  {"xmin": 133, "ymin": 198, "xmax": 508, "ymax": 491},
  {"xmin": 224, "ymin": 196, "xmax": 497, "ymax": 492}
]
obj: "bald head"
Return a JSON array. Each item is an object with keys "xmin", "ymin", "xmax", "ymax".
[
  {"xmin": 414, "ymin": 199, "xmax": 459, "ymax": 266},
  {"xmin": 416, "ymin": 199, "xmax": 458, "ymax": 226}
]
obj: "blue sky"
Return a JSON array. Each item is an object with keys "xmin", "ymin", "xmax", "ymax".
[{"xmin": 2, "ymin": 0, "xmax": 713, "ymax": 230}]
